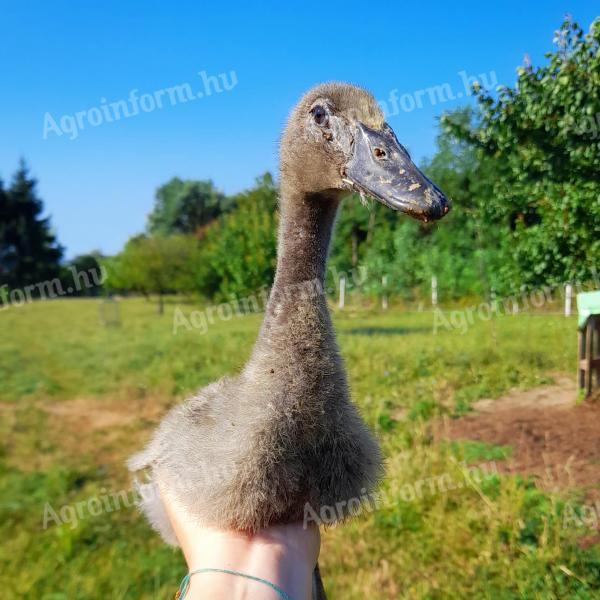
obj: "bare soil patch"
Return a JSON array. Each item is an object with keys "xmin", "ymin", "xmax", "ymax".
[
  {"xmin": 44, "ymin": 398, "xmax": 137, "ymax": 430},
  {"xmin": 440, "ymin": 376, "xmax": 600, "ymax": 500},
  {"xmin": 42, "ymin": 394, "xmax": 170, "ymax": 431},
  {"xmin": 40, "ymin": 395, "xmax": 171, "ymax": 469}
]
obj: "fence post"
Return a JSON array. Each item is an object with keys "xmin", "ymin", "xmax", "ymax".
[
  {"xmin": 338, "ymin": 275, "xmax": 346, "ymax": 310},
  {"xmin": 382, "ymin": 275, "xmax": 388, "ymax": 310},
  {"xmin": 565, "ymin": 283, "xmax": 572, "ymax": 317},
  {"xmin": 431, "ymin": 275, "xmax": 438, "ymax": 306}
]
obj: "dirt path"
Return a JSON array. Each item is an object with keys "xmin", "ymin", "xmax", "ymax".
[{"xmin": 441, "ymin": 376, "xmax": 600, "ymax": 500}]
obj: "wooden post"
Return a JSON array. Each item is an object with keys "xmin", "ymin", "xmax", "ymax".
[
  {"xmin": 338, "ymin": 275, "xmax": 346, "ymax": 310},
  {"xmin": 431, "ymin": 275, "xmax": 438, "ymax": 306},
  {"xmin": 576, "ymin": 292, "xmax": 600, "ymax": 397},
  {"xmin": 565, "ymin": 283, "xmax": 572, "ymax": 317},
  {"xmin": 382, "ymin": 275, "xmax": 388, "ymax": 310},
  {"xmin": 578, "ymin": 316, "xmax": 600, "ymax": 396},
  {"xmin": 99, "ymin": 297, "xmax": 121, "ymax": 327}
]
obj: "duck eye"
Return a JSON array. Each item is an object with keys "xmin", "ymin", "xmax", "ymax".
[{"xmin": 311, "ymin": 105, "xmax": 328, "ymax": 127}]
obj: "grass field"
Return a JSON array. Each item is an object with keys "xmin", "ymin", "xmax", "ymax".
[{"xmin": 1, "ymin": 298, "xmax": 599, "ymax": 598}]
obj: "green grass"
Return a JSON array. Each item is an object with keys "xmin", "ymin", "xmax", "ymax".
[{"xmin": 1, "ymin": 298, "xmax": 598, "ymax": 598}]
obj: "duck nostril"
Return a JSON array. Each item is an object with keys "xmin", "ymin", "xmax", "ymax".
[{"xmin": 373, "ymin": 148, "xmax": 386, "ymax": 159}]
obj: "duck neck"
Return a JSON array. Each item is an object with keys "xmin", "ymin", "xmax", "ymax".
[
  {"xmin": 245, "ymin": 187, "xmax": 347, "ymax": 403},
  {"xmin": 249, "ymin": 188, "xmax": 341, "ymax": 358},
  {"xmin": 271, "ymin": 189, "xmax": 340, "ymax": 293}
]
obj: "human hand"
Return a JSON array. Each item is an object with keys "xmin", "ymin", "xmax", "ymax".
[{"xmin": 160, "ymin": 486, "xmax": 320, "ymax": 599}]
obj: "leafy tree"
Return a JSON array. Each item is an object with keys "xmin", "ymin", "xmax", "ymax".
[
  {"xmin": 419, "ymin": 107, "xmax": 500, "ymax": 299},
  {"xmin": 329, "ymin": 198, "xmax": 378, "ymax": 273},
  {"xmin": 357, "ymin": 214, "xmax": 421, "ymax": 299},
  {"xmin": 446, "ymin": 17, "xmax": 600, "ymax": 291},
  {"xmin": 0, "ymin": 161, "xmax": 63, "ymax": 291},
  {"xmin": 329, "ymin": 199, "xmax": 419, "ymax": 299},
  {"xmin": 197, "ymin": 173, "xmax": 277, "ymax": 301},
  {"xmin": 105, "ymin": 234, "xmax": 201, "ymax": 313},
  {"xmin": 147, "ymin": 178, "xmax": 232, "ymax": 236},
  {"xmin": 61, "ymin": 253, "xmax": 105, "ymax": 297}
]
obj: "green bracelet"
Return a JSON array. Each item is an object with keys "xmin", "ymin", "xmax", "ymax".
[{"xmin": 176, "ymin": 567, "xmax": 293, "ymax": 600}]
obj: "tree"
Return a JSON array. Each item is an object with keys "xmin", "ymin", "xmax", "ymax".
[
  {"xmin": 446, "ymin": 17, "xmax": 600, "ymax": 291},
  {"xmin": 0, "ymin": 161, "xmax": 63, "ymax": 291},
  {"xmin": 106, "ymin": 234, "xmax": 201, "ymax": 313},
  {"xmin": 61, "ymin": 253, "xmax": 105, "ymax": 297},
  {"xmin": 146, "ymin": 178, "xmax": 232, "ymax": 236},
  {"xmin": 329, "ymin": 197, "xmax": 378, "ymax": 273},
  {"xmin": 197, "ymin": 173, "xmax": 277, "ymax": 301},
  {"xmin": 418, "ymin": 107, "xmax": 500, "ymax": 299}
]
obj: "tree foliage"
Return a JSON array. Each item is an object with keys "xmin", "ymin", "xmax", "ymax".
[
  {"xmin": 0, "ymin": 161, "xmax": 63, "ymax": 291},
  {"xmin": 446, "ymin": 17, "xmax": 600, "ymax": 291},
  {"xmin": 146, "ymin": 178, "xmax": 232, "ymax": 236},
  {"xmin": 197, "ymin": 173, "xmax": 278, "ymax": 301},
  {"xmin": 105, "ymin": 234, "xmax": 201, "ymax": 313},
  {"xmin": 60, "ymin": 253, "xmax": 105, "ymax": 297}
]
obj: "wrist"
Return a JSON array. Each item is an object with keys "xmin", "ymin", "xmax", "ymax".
[{"xmin": 182, "ymin": 526, "xmax": 317, "ymax": 600}]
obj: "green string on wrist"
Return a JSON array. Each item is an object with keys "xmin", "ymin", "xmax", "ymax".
[{"xmin": 176, "ymin": 567, "xmax": 293, "ymax": 600}]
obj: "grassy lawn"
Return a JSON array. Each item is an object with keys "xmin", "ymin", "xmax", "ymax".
[{"xmin": 1, "ymin": 298, "xmax": 599, "ymax": 598}]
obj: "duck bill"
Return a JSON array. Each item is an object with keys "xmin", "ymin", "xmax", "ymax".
[{"xmin": 344, "ymin": 123, "xmax": 451, "ymax": 222}]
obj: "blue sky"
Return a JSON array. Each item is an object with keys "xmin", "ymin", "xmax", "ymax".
[{"xmin": 1, "ymin": 1, "xmax": 597, "ymax": 258}]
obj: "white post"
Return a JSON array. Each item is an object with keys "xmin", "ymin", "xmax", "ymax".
[
  {"xmin": 565, "ymin": 283, "xmax": 572, "ymax": 317},
  {"xmin": 382, "ymin": 275, "xmax": 388, "ymax": 310},
  {"xmin": 338, "ymin": 275, "xmax": 346, "ymax": 310},
  {"xmin": 431, "ymin": 275, "xmax": 438, "ymax": 306}
]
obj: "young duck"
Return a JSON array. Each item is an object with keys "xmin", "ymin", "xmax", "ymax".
[{"xmin": 128, "ymin": 82, "xmax": 450, "ymax": 593}]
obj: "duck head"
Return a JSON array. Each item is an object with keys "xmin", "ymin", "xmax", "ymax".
[{"xmin": 280, "ymin": 82, "xmax": 451, "ymax": 222}]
